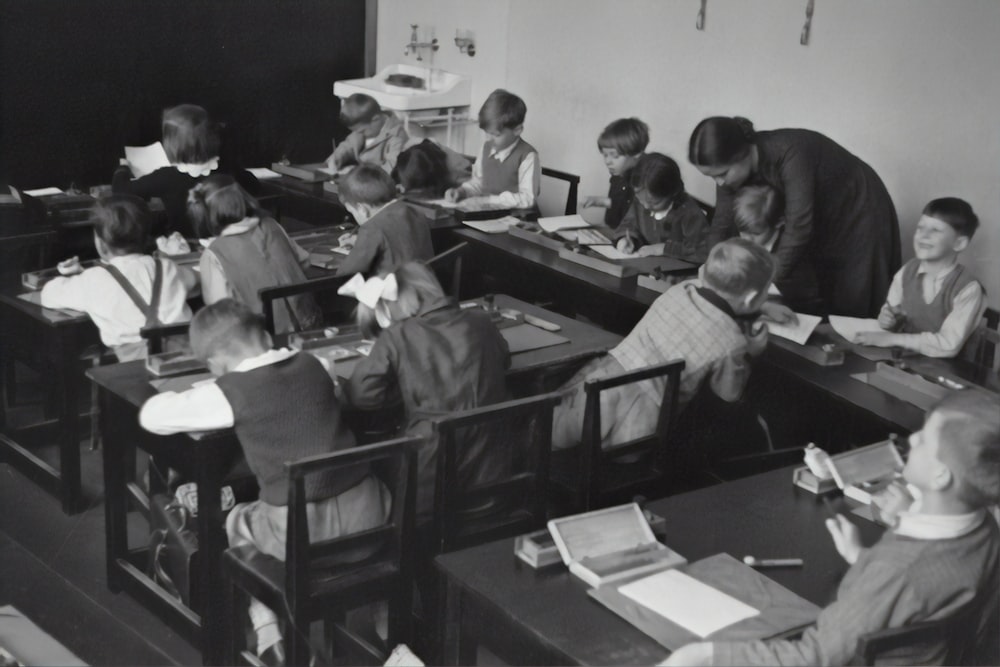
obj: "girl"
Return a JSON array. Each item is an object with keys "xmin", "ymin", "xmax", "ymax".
[
  {"xmin": 689, "ymin": 116, "xmax": 901, "ymax": 317},
  {"xmin": 188, "ymin": 175, "xmax": 321, "ymax": 334},
  {"xmin": 582, "ymin": 117, "xmax": 649, "ymax": 229},
  {"xmin": 614, "ymin": 153, "xmax": 710, "ymax": 263},
  {"xmin": 392, "ymin": 139, "xmax": 461, "ymax": 201},
  {"xmin": 339, "ymin": 262, "xmax": 510, "ymax": 524}
]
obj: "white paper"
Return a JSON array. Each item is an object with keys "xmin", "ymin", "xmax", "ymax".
[
  {"xmin": 538, "ymin": 214, "xmax": 590, "ymax": 233},
  {"xmin": 767, "ymin": 313, "xmax": 822, "ymax": 346},
  {"xmin": 23, "ymin": 187, "xmax": 63, "ymax": 197},
  {"xmin": 125, "ymin": 142, "xmax": 171, "ymax": 178},
  {"xmin": 247, "ymin": 167, "xmax": 282, "ymax": 180},
  {"xmin": 463, "ymin": 216, "xmax": 519, "ymax": 234},
  {"xmin": 423, "ymin": 198, "xmax": 459, "ymax": 209},
  {"xmin": 588, "ymin": 245, "xmax": 639, "ymax": 261},
  {"xmin": 829, "ymin": 315, "xmax": 882, "ymax": 342},
  {"xmin": 619, "ymin": 569, "xmax": 759, "ymax": 638}
]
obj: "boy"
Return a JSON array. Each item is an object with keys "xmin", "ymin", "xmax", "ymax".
[
  {"xmin": 444, "ymin": 88, "xmax": 540, "ymax": 211},
  {"xmin": 40, "ymin": 195, "xmax": 195, "ymax": 361},
  {"xmin": 336, "ymin": 164, "xmax": 434, "ymax": 277},
  {"xmin": 551, "ymin": 238, "xmax": 774, "ymax": 450},
  {"xmin": 328, "ymin": 93, "xmax": 408, "ymax": 174},
  {"xmin": 855, "ymin": 197, "xmax": 985, "ymax": 358},
  {"xmin": 582, "ymin": 117, "xmax": 649, "ymax": 229},
  {"xmin": 664, "ymin": 390, "xmax": 1000, "ymax": 666},
  {"xmin": 139, "ymin": 300, "xmax": 389, "ymax": 663}
]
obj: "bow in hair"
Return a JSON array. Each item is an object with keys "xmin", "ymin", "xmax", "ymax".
[{"xmin": 337, "ymin": 273, "xmax": 399, "ymax": 310}]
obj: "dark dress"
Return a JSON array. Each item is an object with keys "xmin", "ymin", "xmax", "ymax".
[
  {"xmin": 708, "ymin": 129, "xmax": 901, "ymax": 317},
  {"xmin": 604, "ymin": 170, "xmax": 634, "ymax": 229}
]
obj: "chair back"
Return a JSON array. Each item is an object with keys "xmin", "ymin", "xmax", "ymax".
[
  {"xmin": 427, "ymin": 242, "xmax": 467, "ymax": 300},
  {"xmin": 140, "ymin": 321, "xmax": 190, "ymax": 355},
  {"xmin": 540, "ymin": 167, "xmax": 581, "ymax": 216},
  {"xmin": 969, "ymin": 307, "xmax": 999, "ymax": 372},
  {"xmin": 429, "ymin": 392, "xmax": 561, "ymax": 554},
  {"xmin": 259, "ymin": 273, "xmax": 353, "ymax": 337}
]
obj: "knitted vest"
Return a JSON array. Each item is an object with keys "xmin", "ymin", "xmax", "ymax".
[
  {"xmin": 480, "ymin": 138, "xmax": 537, "ymax": 196},
  {"xmin": 215, "ymin": 353, "xmax": 368, "ymax": 505},
  {"xmin": 900, "ymin": 259, "xmax": 979, "ymax": 333}
]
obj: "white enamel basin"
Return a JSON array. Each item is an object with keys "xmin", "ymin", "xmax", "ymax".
[{"xmin": 334, "ymin": 64, "xmax": 471, "ymax": 111}]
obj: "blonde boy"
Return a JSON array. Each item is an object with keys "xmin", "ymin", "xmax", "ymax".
[{"xmin": 328, "ymin": 93, "xmax": 408, "ymax": 174}]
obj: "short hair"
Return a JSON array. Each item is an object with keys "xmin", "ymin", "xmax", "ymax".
[
  {"xmin": 91, "ymin": 194, "xmax": 151, "ymax": 254},
  {"xmin": 339, "ymin": 94, "xmax": 382, "ymax": 128},
  {"xmin": 392, "ymin": 140, "xmax": 450, "ymax": 197},
  {"xmin": 734, "ymin": 185, "xmax": 784, "ymax": 236},
  {"xmin": 688, "ymin": 116, "xmax": 756, "ymax": 168},
  {"xmin": 189, "ymin": 299, "xmax": 268, "ymax": 362},
  {"xmin": 597, "ymin": 118, "xmax": 650, "ymax": 156},
  {"xmin": 478, "ymin": 89, "xmax": 527, "ymax": 131},
  {"xmin": 702, "ymin": 237, "xmax": 776, "ymax": 297},
  {"xmin": 630, "ymin": 153, "xmax": 684, "ymax": 203},
  {"xmin": 187, "ymin": 174, "xmax": 260, "ymax": 237},
  {"xmin": 932, "ymin": 391, "xmax": 1000, "ymax": 508},
  {"xmin": 161, "ymin": 104, "xmax": 220, "ymax": 165},
  {"xmin": 922, "ymin": 197, "xmax": 979, "ymax": 239},
  {"xmin": 339, "ymin": 164, "xmax": 396, "ymax": 206},
  {"xmin": 356, "ymin": 262, "xmax": 445, "ymax": 337}
]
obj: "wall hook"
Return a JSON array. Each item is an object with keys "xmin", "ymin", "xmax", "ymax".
[
  {"xmin": 696, "ymin": 0, "xmax": 707, "ymax": 30},
  {"xmin": 800, "ymin": 0, "xmax": 815, "ymax": 45}
]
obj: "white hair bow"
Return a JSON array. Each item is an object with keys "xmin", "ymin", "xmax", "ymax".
[{"xmin": 337, "ymin": 273, "xmax": 399, "ymax": 310}]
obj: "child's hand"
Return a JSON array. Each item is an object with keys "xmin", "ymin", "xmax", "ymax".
[
  {"xmin": 877, "ymin": 303, "xmax": 906, "ymax": 331},
  {"xmin": 338, "ymin": 232, "xmax": 357, "ymax": 248},
  {"xmin": 826, "ymin": 514, "xmax": 862, "ymax": 564},
  {"xmin": 445, "ymin": 187, "xmax": 466, "ymax": 203},
  {"xmin": 872, "ymin": 481, "xmax": 914, "ymax": 526},
  {"xmin": 57, "ymin": 256, "xmax": 83, "ymax": 276},
  {"xmin": 615, "ymin": 236, "xmax": 636, "ymax": 255},
  {"xmin": 660, "ymin": 642, "xmax": 714, "ymax": 666},
  {"xmin": 853, "ymin": 331, "xmax": 896, "ymax": 347},
  {"xmin": 636, "ymin": 243, "xmax": 665, "ymax": 257},
  {"xmin": 581, "ymin": 195, "xmax": 611, "ymax": 209},
  {"xmin": 156, "ymin": 232, "xmax": 191, "ymax": 256},
  {"xmin": 760, "ymin": 301, "xmax": 798, "ymax": 326},
  {"xmin": 746, "ymin": 319, "xmax": 769, "ymax": 356}
]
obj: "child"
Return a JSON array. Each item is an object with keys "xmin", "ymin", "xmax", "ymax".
[
  {"xmin": 339, "ymin": 262, "xmax": 509, "ymax": 523},
  {"xmin": 392, "ymin": 139, "xmax": 452, "ymax": 200},
  {"xmin": 40, "ymin": 195, "xmax": 195, "ymax": 361},
  {"xmin": 614, "ymin": 153, "xmax": 710, "ymax": 263},
  {"xmin": 113, "ymin": 104, "xmax": 225, "ymax": 238},
  {"xmin": 551, "ymin": 238, "xmax": 773, "ymax": 450},
  {"xmin": 733, "ymin": 184, "xmax": 824, "ymax": 315},
  {"xmin": 188, "ymin": 175, "xmax": 321, "ymax": 334},
  {"xmin": 855, "ymin": 197, "xmax": 985, "ymax": 358},
  {"xmin": 139, "ymin": 300, "xmax": 390, "ymax": 663},
  {"xmin": 444, "ymin": 89, "xmax": 540, "ymax": 211},
  {"xmin": 335, "ymin": 165, "xmax": 434, "ymax": 278},
  {"xmin": 328, "ymin": 93, "xmax": 408, "ymax": 174},
  {"xmin": 664, "ymin": 390, "xmax": 1000, "ymax": 666},
  {"xmin": 582, "ymin": 118, "xmax": 650, "ymax": 229}
]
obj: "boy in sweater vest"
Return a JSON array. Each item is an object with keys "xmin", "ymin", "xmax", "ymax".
[
  {"xmin": 855, "ymin": 197, "xmax": 985, "ymax": 357},
  {"xmin": 665, "ymin": 390, "xmax": 1000, "ymax": 666},
  {"xmin": 139, "ymin": 300, "xmax": 389, "ymax": 663},
  {"xmin": 444, "ymin": 88, "xmax": 540, "ymax": 211}
]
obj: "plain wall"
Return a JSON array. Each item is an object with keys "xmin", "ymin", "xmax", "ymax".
[{"xmin": 376, "ymin": 0, "xmax": 1000, "ymax": 306}]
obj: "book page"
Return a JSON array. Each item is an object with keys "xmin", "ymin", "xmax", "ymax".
[
  {"xmin": 829, "ymin": 315, "xmax": 882, "ymax": 342},
  {"xmin": 766, "ymin": 313, "xmax": 822, "ymax": 346},
  {"xmin": 247, "ymin": 167, "xmax": 282, "ymax": 180},
  {"xmin": 23, "ymin": 187, "xmax": 63, "ymax": 197},
  {"xmin": 125, "ymin": 142, "xmax": 171, "ymax": 178},
  {"xmin": 619, "ymin": 569, "xmax": 759, "ymax": 638},
  {"xmin": 538, "ymin": 214, "xmax": 590, "ymax": 233}
]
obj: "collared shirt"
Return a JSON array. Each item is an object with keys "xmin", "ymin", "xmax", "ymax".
[
  {"xmin": 895, "ymin": 508, "xmax": 987, "ymax": 540},
  {"xmin": 458, "ymin": 138, "xmax": 540, "ymax": 209},
  {"xmin": 883, "ymin": 260, "xmax": 985, "ymax": 357}
]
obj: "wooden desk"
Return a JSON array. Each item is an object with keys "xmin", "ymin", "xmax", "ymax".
[
  {"xmin": 0, "ymin": 289, "xmax": 99, "ymax": 513},
  {"xmin": 436, "ymin": 466, "xmax": 885, "ymax": 665}
]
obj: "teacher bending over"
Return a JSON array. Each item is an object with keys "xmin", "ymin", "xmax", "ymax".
[{"xmin": 689, "ymin": 117, "xmax": 901, "ymax": 318}]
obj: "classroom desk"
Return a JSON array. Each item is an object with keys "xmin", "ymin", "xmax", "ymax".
[
  {"xmin": 436, "ymin": 465, "xmax": 885, "ymax": 666},
  {"xmin": 0, "ymin": 288, "xmax": 99, "ymax": 513}
]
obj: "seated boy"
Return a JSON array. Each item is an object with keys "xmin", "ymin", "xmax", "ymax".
[
  {"xmin": 139, "ymin": 300, "xmax": 390, "ymax": 663},
  {"xmin": 328, "ymin": 93, "xmax": 408, "ymax": 174},
  {"xmin": 551, "ymin": 238, "xmax": 774, "ymax": 450},
  {"xmin": 336, "ymin": 164, "xmax": 434, "ymax": 277},
  {"xmin": 664, "ymin": 390, "xmax": 1000, "ymax": 666},
  {"xmin": 444, "ymin": 88, "xmax": 540, "ymax": 211},
  {"xmin": 582, "ymin": 117, "xmax": 650, "ymax": 229},
  {"xmin": 40, "ymin": 195, "xmax": 195, "ymax": 361},
  {"xmin": 855, "ymin": 197, "xmax": 985, "ymax": 358}
]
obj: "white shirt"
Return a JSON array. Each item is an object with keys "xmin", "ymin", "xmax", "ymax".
[
  {"xmin": 895, "ymin": 508, "xmax": 987, "ymax": 540},
  {"xmin": 40, "ymin": 254, "xmax": 192, "ymax": 348},
  {"xmin": 458, "ymin": 138, "xmax": 540, "ymax": 209}
]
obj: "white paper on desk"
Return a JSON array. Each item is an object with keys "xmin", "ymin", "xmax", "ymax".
[
  {"xmin": 766, "ymin": 313, "xmax": 821, "ymax": 346},
  {"xmin": 124, "ymin": 142, "xmax": 171, "ymax": 178},
  {"xmin": 23, "ymin": 187, "xmax": 63, "ymax": 197},
  {"xmin": 829, "ymin": 315, "xmax": 882, "ymax": 342},
  {"xmin": 538, "ymin": 214, "xmax": 590, "ymax": 233},
  {"xmin": 619, "ymin": 569, "xmax": 759, "ymax": 638},
  {"xmin": 588, "ymin": 244, "xmax": 639, "ymax": 261},
  {"xmin": 463, "ymin": 216, "xmax": 519, "ymax": 233},
  {"xmin": 247, "ymin": 167, "xmax": 282, "ymax": 180},
  {"xmin": 424, "ymin": 198, "xmax": 459, "ymax": 209}
]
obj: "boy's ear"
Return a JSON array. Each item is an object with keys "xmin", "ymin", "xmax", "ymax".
[
  {"xmin": 697, "ymin": 265, "xmax": 707, "ymax": 282},
  {"xmin": 741, "ymin": 288, "xmax": 761, "ymax": 311},
  {"xmin": 929, "ymin": 461, "xmax": 954, "ymax": 493},
  {"xmin": 512, "ymin": 124, "xmax": 524, "ymax": 138},
  {"xmin": 953, "ymin": 235, "xmax": 970, "ymax": 253}
]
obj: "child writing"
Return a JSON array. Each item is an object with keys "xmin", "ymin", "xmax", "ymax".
[
  {"xmin": 339, "ymin": 262, "xmax": 510, "ymax": 523},
  {"xmin": 40, "ymin": 195, "xmax": 195, "ymax": 361},
  {"xmin": 188, "ymin": 175, "xmax": 321, "ymax": 334},
  {"xmin": 855, "ymin": 197, "xmax": 986, "ymax": 358},
  {"xmin": 392, "ymin": 140, "xmax": 455, "ymax": 201},
  {"xmin": 335, "ymin": 165, "xmax": 434, "ymax": 278},
  {"xmin": 664, "ymin": 389, "xmax": 1000, "ymax": 666},
  {"xmin": 582, "ymin": 117, "xmax": 650, "ymax": 229},
  {"xmin": 327, "ymin": 93, "xmax": 408, "ymax": 174},
  {"xmin": 444, "ymin": 89, "xmax": 540, "ymax": 211},
  {"xmin": 551, "ymin": 238, "xmax": 774, "ymax": 450},
  {"xmin": 139, "ymin": 300, "xmax": 390, "ymax": 663},
  {"xmin": 614, "ymin": 153, "xmax": 710, "ymax": 263}
]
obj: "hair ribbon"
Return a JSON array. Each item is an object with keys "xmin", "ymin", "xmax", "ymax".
[{"xmin": 338, "ymin": 273, "xmax": 399, "ymax": 310}]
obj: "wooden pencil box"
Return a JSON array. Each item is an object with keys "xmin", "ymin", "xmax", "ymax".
[{"xmin": 146, "ymin": 351, "xmax": 207, "ymax": 377}]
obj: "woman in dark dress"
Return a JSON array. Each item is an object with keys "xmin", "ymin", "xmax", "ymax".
[{"xmin": 689, "ymin": 117, "xmax": 901, "ymax": 317}]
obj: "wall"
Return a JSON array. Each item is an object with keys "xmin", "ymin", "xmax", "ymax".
[{"xmin": 376, "ymin": 0, "xmax": 1000, "ymax": 306}]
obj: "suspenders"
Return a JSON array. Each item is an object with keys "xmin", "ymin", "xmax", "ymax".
[{"xmin": 97, "ymin": 259, "xmax": 164, "ymax": 328}]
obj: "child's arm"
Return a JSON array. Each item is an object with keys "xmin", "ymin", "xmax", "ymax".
[
  {"xmin": 661, "ymin": 203, "xmax": 710, "ymax": 263},
  {"xmin": 581, "ymin": 195, "xmax": 612, "ymax": 209},
  {"xmin": 39, "ymin": 269, "xmax": 93, "ymax": 311},
  {"xmin": 613, "ymin": 201, "xmax": 643, "ymax": 253},
  {"xmin": 139, "ymin": 383, "xmax": 234, "ymax": 435},
  {"xmin": 381, "ymin": 124, "xmax": 408, "ymax": 173},
  {"xmin": 198, "ymin": 249, "xmax": 232, "ymax": 305},
  {"xmin": 447, "ymin": 153, "xmax": 484, "ymax": 202},
  {"xmin": 332, "ymin": 132, "xmax": 362, "ymax": 170},
  {"xmin": 341, "ymin": 338, "xmax": 400, "ymax": 410},
  {"xmin": 876, "ymin": 269, "xmax": 906, "ymax": 331},
  {"xmin": 334, "ymin": 226, "xmax": 380, "ymax": 277}
]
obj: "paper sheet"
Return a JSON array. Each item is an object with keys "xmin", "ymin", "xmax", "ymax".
[
  {"xmin": 124, "ymin": 142, "xmax": 171, "ymax": 178},
  {"xmin": 589, "ymin": 245, "xmax": 639, "ymax": 261},
  {"xmin": 829, "ymin": 315, "xmax": 882, "ymax": 342},
  {"xmin": 23, "ymin": 187, "xmax": 63, "ymax": 197},
  {"xmin": 766, "ymin": 313, "xmax": 822, "ymax": 346},
  {"xmin": 463, "ymin": 216, "xmax": 520, "ymax": 234},
  {"xmin": 247, "ymin": 167, "xmax": 282, "ymax": 180},
  {"xmin": 423, "ymin": 198, "xmax": 459, "ymax": 209},
  {"xmin": 537, "ymin": 214, "xmax": 590, "ymax": 233},
  {"xmin": 619, "ymin": 569, "xmax": 760, "ymax": 638}
]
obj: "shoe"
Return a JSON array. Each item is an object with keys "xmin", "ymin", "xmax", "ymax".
[{"xmin": 258, "ymin": 640, "xmax": 286, "ymax": 667}]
